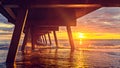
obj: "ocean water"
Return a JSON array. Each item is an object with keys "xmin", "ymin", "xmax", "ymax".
[
  {"xmin": 0, "ymin": 39, "xmax": 120, "ymax": 68},
  {"xmin": 0, "ymin": 39, "xmax": 10, "ymax": 63}
]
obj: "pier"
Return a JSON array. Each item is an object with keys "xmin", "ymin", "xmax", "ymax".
[{"xmin": 0, "ymin": 0, "xmax": 120, "ymax": 65}]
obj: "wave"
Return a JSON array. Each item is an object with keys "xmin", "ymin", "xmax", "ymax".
[
  {"xmin": 107, "ymin": 52, "xmax": 120, "ymax": 56},
  {"xmin": 0, "ymin": 46, "xmax": 9, "ymax": 50}
]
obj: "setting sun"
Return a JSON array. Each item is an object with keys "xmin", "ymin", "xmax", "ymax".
[{"xmin": 79, "ymin": 33, "xmax": 85, "ymax": 39}]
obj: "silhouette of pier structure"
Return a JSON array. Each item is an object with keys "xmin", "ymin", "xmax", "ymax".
[{"xmin": 0, "ymin": 0, "xmax": 119, "ymax": 64}]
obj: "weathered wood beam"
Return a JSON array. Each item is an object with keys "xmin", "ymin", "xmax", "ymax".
[
  {"xmin": 4, "ymin": 7, "xmax": 16, "ymax": 19},
  {"xmin": 2, "ymin": 0, "xmax": 120, "ymax": 8},
  {"xmin": 33, "ymin": 27, "xmax": 59, "ymax": 30},
  {"xmin": 6, "ymin": 8, "xmax": 28, "ymax": 63},
  {"xmin": 34, "ymin": 31, "xmax": 51, "ymax": 35},
  {"xmin": 3, "ymin": 4, "xmax": 102, "ymax": 8},
  {"xmin": 48, "ymin": 33, "xmax": 52, "ymax": 45},
  {"xmin": 44, "ymin": 34, "xmax": 47, "ymax": 45},
  {"xmin": 21, "ymin": 30, "xmax": 29, "ymax": 51},
  {"xmin": 33, "ymin": 27, "xmax": 59, "ymax": 33},
  {"xmin": 75, "ymin": 7, "xmax": 100, "ymax": 18},
  {"xmin": 41, "ymin": 35, "xmax": 45, "ymax": 44},
  {"xmin": 39, "ymin": 36, "xmax": 42, "ymax": 44},
  {"xmin": 66, "ymin": 26, "xmax": 74, "ymax": 51},
  {"xmin": 29, "ymin": 4, "xmax": 101, "ymax": 8},
  {"xmin": 30, "ymin": 28, "xmax": 36, "ymax": 50},
  {"xmin": 0, "ymin": 5, "xmax": 15, "ymax": 23},
  {"xmin": 53, "ymin": 31, "xmax": 58, "ymax": 48}
]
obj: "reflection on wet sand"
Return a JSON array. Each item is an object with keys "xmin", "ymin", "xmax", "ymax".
[{"xmin": 5, "ymin": 46, "xmax": 120, "ymax": 68}]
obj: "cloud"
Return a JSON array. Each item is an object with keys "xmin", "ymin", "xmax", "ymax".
[
  {"xmin": 0, "ymin": 30, "xmax": 12, "ymax": 33},
  {"xmin": 0, "ymin": 22, "xmax": 14, "ymax": 34},
  {"xmin": 0, "ymin": 22, "xmax": 14, "ymax": 28},
  {"xmin": 0, "ymin": 13, "xmax": 14, "ymax": 31},
  {"xmin": 76, "ymin": 7, "xmax": 120, "ymax": 33},
  {"xmin": 0, "ymin": 13, "xmax": 8, "ymax": 23}
]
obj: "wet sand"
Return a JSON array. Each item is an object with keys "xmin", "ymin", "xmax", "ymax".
[{"xmin": 13, "ymin": 46, "xmax": 120, "ymax": 68}]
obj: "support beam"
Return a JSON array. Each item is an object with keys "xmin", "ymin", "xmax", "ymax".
[
  {"xmin": 42, "ymin": 35, "xmax": 45, "ymax": 44},
  {"xmin": 44, "ymin": 34, "xmax": 47, "ymax": 45},
  {"xmin": 31, "ymin": 30, "xmax": 36, "ymax": 50},
  {"xmin": 40, "ymin": 36, "xmax": 43, "ymax": 43},
  {"xmin": 6, "ymin": 8, "xmax": 28, "ymax": 63},
  {"xmin": 21, "ymin": 30, "xmax": 29, "ymax": 51},
  {"xmin": 66, "ymin": 26, "xmax": 74, "ymax": 51},
  {"xmin": 4, "ymin": 7, "xmax": 16, "ymax": 19},
  {"xmin": 39, "ymin": 36, "xmax": 42, "ymax": 44},
  {"xmin": 21, "ymin": 18, "xmax": 30, "ymax": 51},
  {"xmin": 0, "ymin": 6, "xmax": 15, "ymax": 23},
  {"xmin": 48, "ymin": 33, "xmax": 52, "ymax": 45},
  {"xmin": 53, "ymin": 31, "xmax": 58, "ymax": 48}
]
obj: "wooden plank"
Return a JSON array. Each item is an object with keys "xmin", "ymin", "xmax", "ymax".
[
  {"xmin": 30, "ymin": 0, "xmax": 120, "ymax": 5},
  {"xmin": 30, "ymin": 4, "xmax": 101, "ymax": 8},
  {"xmin": 34, "ymin": 31, "xmax": 50, "ymax": 35},
  {"xmin": 31, "ymin": 27, "xmax": 58, "ymax": 35},
  {"xmin": 6, "ymin": 8, "xmax": 28, "ymax": 63},
  {"xmin": 2, "ymin": 0, "xmax": 120, "ymax": 7},
  {"xmin": 32, "ymin": 27, "xmax": 59, "ymax": 32},
  {"xmin": 28, "ymin": 19, "xmax": 76, "ymax": 26},
  {"xmin": 75, "ymin": 7, "xmax": 100, "ymax": 18},
  {"xmin": 0, "ymin": 3, "xmax": 101, "ymax": 8},
  {"xmin": 27, "ymin": 8, "xmax": 76, "ymax": 26}
]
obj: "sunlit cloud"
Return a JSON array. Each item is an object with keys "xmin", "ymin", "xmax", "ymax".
[
  {"xmin": 0, "ymin": 13, "xmax": 14, "ymax": 31},
  {"xmin": 0, "ymin": 22, "xmax": 14, "ymax": 28},
  {"xmin": 0, "ymin": 30, "xmax": 12, "ymax": 34},
  {"xmin": 76, "ymin": 7, "xmax": 120, "ymax": 33},
  {"xmin": 103, "ymin": 22, "xmax": 113, "ymax": 26},
  {"xmin": 113, "ymin": 15, "xmax": 120, "ymax": 19}
]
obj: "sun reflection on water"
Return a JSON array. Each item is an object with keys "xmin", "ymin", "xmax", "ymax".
[
  {"xmin": 73, "ymin": 50, "xmax": 89, "ymax": 68},
  {"xmin": 79, "ymin": 39, "xmax": 83, "ymax": 45}
]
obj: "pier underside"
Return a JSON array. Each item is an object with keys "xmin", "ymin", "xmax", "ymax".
[{"xmin": 0, "ymin": 0, "xmax": 120, "ymax": 64}]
